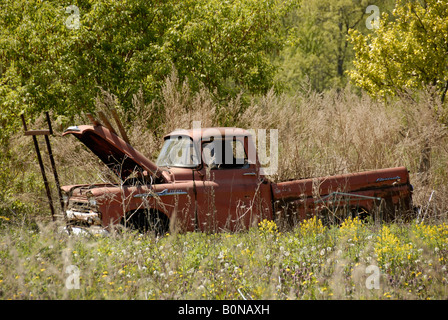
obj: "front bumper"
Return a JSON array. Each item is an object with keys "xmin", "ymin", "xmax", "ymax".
[
  {"xmin": 62, "ymin": 225, "xmax": 109, "ymax": 236},
  {"xmin": 66, "ymin": 209, "xmax": 102, "ymax": 226}
]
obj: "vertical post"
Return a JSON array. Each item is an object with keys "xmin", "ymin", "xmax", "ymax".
[
  {"xmin": 21, "ymin": 114, "xmax": 56, "ymax": 222},
  {"xmin": 44, "ymin": 112, "xmax": 65, "ymax": 218}
]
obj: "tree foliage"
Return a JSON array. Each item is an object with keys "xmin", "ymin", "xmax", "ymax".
[
  {"xmin": 0, "ymin": 0, "xmax": 297, "ymax": 140},
  {"xmin": 275, "ymin": 0, "xmax": 393, "ymax": 93},
  {"xmin": 349, "ymin": 0, "xmax": 448, "ymax": 105}
]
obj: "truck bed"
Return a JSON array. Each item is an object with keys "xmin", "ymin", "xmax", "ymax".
[
  {"xmin": 271, "ymin": 167, "xmax": 413, "ymax": 222},
  {"xmin": 272, "ymin": 167, "xmax": 410, "ymax": 201}
]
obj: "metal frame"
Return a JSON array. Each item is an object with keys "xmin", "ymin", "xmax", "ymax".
[{"xmin": 21, "ymin": 112, "xmax": 64, "ymax": 221}]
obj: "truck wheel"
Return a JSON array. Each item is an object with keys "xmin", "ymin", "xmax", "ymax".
[
  {"xmin": 123, "ymin": 209, "xmax": 169, "ymax": 236},
  {"xmin": 350, "ymin": 207, "xmax": 370, "ymax": 222},
  {"xmin": 317, "ymin": 207, "xmax": 370, "ymax": 226}
]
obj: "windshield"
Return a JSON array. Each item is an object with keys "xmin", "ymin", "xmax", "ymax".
[{"xmin": 156, "ymin": 136, "xmax": 199, "ymax": 168}]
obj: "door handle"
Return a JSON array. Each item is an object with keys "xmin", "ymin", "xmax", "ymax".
[{"xmin": 243, "ymin": 172, "xmax": 256, "ymax": 176}]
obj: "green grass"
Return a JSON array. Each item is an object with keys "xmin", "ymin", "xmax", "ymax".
[
  {"xmin": 1, "ymin": 83, "xmax": 448, "ymax": 300},
  {"xmin": 0, "ymin": 217, "xmax": 447, "ymax": 300}
]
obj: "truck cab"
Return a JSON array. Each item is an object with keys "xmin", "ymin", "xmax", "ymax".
[
  {"xmin": 156, "ymin": 127, "xmax": 273, "ymax": 231},
  {"xmin": 61, "ymin": 125, "xmax": 273, "ymax": 233}
]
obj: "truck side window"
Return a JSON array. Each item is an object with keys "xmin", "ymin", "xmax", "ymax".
[
  {"xmin": 202, "ymin": 139, "xmax": 248, "ymax": 169},
  {"xmin": 234, "ymin": 140, "xmax": 248, "ymax": 166},
  {"xmin": 202, "ymin": 141, "xmax": 217, "ymax": 168}
]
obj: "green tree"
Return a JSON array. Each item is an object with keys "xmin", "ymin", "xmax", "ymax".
[
  {"xmin": 349, "ymin": 0, "xmax": 448, "ymax": 104},
  {"xmin": 0, "ymin": 0, "xmax": 70, "ymax": 143},
  {"xmin": 276, "ymin": 0, "xmax": 394, "ymax": 93},
  {"xmin": 276, "ymin": 0, "xmax": 368, "ymax": 92},
  {"xmin": 0, "ymin": 0, "xmax": 297, "ymax": 141},
  {"xmin": 165, "ymin": 0, "xmax": 296, "ymax": 98}
]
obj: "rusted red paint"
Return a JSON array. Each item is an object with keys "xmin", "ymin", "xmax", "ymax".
[{"xmin": 61, "ymin": 125, "xmax": 413, "ymax": 232}]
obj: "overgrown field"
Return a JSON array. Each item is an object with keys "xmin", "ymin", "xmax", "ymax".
[
  {"xmin": 2, "ymin": 0, "xmax": 448, "ymax": 302},
  {"xmin": 0, "ymin": 217, "xmax": 447, "ymax": 300},
  {"xmin": 1, "ymin": 77, "xmax": 448, "ymax": 300}
]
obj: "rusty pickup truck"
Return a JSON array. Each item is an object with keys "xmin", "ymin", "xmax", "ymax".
[{"xmin": 61, "ymin": 124, "xmax": 413, "ymax": 234}]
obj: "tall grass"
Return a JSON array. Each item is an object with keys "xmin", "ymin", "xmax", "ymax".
[
  {"xmin": 109, "ymin": 74, "xmax": 447, "ymax": 218},
  {"xmin": 4, "ymin": 72, "xmax": 448, "ymax": 221},
  {"xmin": 1, "ymin": 73, "xmax": 447, "ymax": 299},
  {"xmin": 0, "ymin": 218, "xmax": 446, "ymax": 299}
]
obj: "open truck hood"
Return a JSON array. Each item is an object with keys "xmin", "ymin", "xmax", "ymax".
[{"xmin": 63, "ymin": 125, "xmax": 167, "ymax": 182}]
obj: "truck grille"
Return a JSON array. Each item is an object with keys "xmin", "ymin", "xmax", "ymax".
[{"xmin": 68, "ymin": 201, "xmax": 94, "ymax": 213}]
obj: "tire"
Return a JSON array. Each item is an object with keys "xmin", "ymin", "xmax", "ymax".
[
  {"xmin": 317, "ymin": 206, "xmax": 370, "ymax": 226},
  {"xmin": 350, "ymin": 206, "xmax": 370, "ymax": 221},
  {"xmin": 124, "ymin": 209, "xmax": 169, "ymax": 236}
]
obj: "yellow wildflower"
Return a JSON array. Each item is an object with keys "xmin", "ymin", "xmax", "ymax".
[{"xmin": 300, "ymin": 216, "xmax": 327, "ymax": 236}]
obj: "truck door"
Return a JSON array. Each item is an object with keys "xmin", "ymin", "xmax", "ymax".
[{"xmin": 195, "ymin": 136, "xmax": 271, "ymax": 231}]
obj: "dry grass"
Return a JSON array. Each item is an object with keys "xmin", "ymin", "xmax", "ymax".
[
  {"xmin": 1, "ymin": 73, "xmax": 448, "ymax": 300},
  {"xmin": 4, "ymin": 72, "xmax": 448, "ymax": 222},
  {"xmin": 122, "ymin": 74, "xmax": 448, "ymax": 219}
]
